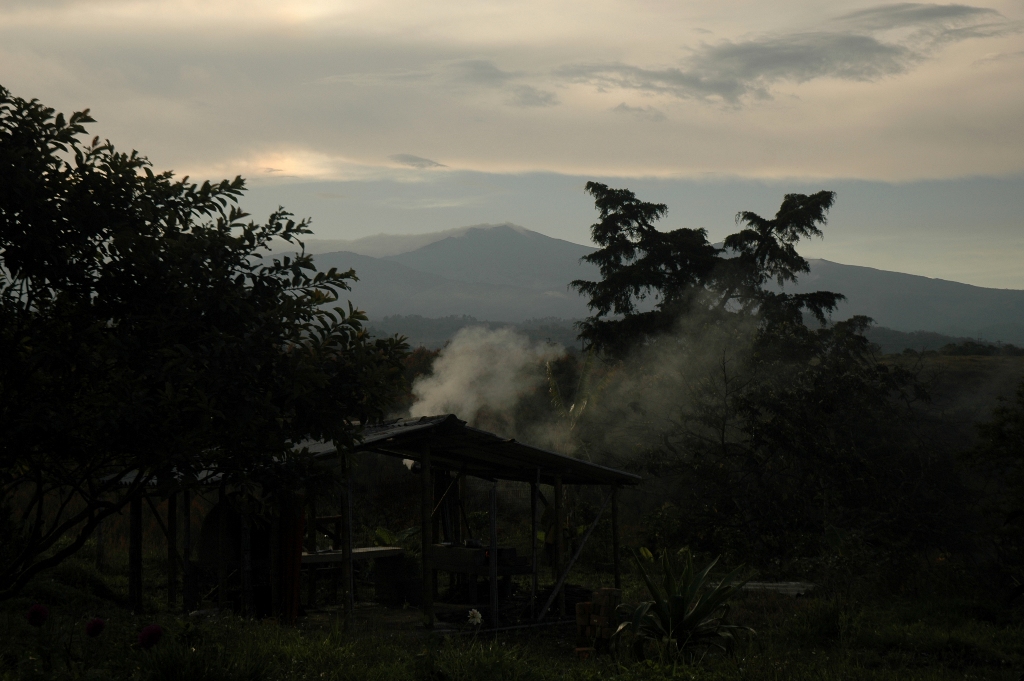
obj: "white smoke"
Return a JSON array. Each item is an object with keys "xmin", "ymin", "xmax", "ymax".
[{"xmin": 410, "ymin": 327, "xmax": 562, "ymax": 430}]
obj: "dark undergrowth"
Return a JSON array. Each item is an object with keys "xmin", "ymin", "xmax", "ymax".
[{"xmin": 2, "ymin": 554, "xmax": 1022, "ymax": 681}]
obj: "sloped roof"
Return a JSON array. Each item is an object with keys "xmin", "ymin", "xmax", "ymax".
[{"xmin": 320, "ymin": 414, "xmax": 640, "ymax": 487}]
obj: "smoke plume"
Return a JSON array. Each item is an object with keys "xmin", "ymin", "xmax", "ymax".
[{"xmin": 410, "ymin": 327, "xmax": 562, "ymax": 432}]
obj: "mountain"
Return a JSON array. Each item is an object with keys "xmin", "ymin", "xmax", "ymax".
[
  {"xmin": 302, "ymin": 224, "xmax": 1024, "ymax": 345},
  {"xmin": 383, "ymin": 224, "xmax": 598, "ymax": 291},
  {"xmin": 298, "ymin": 226, "xmax": 477, "ymax": 258},
  {"xmin": 789, "ymin": 260, "xmax": 1024, "ymax": 343},
  {"xmin": 311, "ymin": 250, "xmax": 591, "ymax": 321}
]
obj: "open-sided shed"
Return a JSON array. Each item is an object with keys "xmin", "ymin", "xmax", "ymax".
[
  {"xmin": 112, "ymin": 414, "xmax": 641, "ymax": 629},
  {"xmin": 310, "ymin": 414, "xmax": 641, "ymax": 629}
]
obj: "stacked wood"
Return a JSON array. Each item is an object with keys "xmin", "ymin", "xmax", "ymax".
[{"xmin": 575, "ymin": 588, "xmax": 622, "ymax": 651}]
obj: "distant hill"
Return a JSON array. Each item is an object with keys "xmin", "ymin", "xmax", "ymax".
[
  {"xmin": 310, "ymin": 249, "xmax": 590, "ymax": 321},
  {"xmin": 384, "ymin": 224, "xmax": 597, "ymax": 291},
  {"xmin": 297, "ymin": 223, "xmax": 1024, "ymax": 344},
  {"xmin": 786, "ymin": 260, "xmax": 1024, "ymax": 344}
]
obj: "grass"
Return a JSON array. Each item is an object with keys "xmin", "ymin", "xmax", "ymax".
[{"xmin": 1, "ymin": 554, "xmax": 1022, "ymax": 681}]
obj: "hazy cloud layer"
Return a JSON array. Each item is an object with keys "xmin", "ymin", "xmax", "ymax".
[
  {"xmin": 0, "ymin": 0, "xmax": 1020, "ymax": 186},
  {"xmin": 560, "ymin": 3, "xmax": 1018, "ymax": 103},
  {"xmin": 390, "ymin": 154, "xmax": 446, "ymax": 169}
]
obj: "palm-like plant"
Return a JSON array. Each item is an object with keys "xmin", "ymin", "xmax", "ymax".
[{"xmin": 614, "ymin": 548, "xmax": 752, "ymax": 666}]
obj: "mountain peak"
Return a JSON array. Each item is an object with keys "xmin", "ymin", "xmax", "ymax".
[{"xmin": 295, "ymin": 222, "xmax": 548, "ymax": 258}]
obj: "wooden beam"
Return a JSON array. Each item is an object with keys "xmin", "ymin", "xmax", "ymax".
[
  {"xmin": 554, "ymin": 476, "xmax": 564, "ymax": 617},
  {"xmin": 241, "ymin": 511, "xmax": 254, "ymax": 617},
  {"xmin": 489, "ymin": 482, "xmax": 499, "ymax": 628},
  {"xmin": 612, "ymin": 486, "xmax": 621, "ymax": 590},
  {"xmin": 536, "ymin": 488, "xmax": 613, "ymax": 623},
  {"xmin": 218, "ymin": 486, "xmax": 228, "ymax": 610},
  {"xmin": 94, "ymin": 514, "xmax": 105, "ymax": 572},
  {"xmin": 420, "ymin": 444, "xmax": 434, "ymax": 628},
  {"xmin": 306, "ymin": 497, "xmax": 318, "ymax": 609},
  {"xmin": 167, "ymin": 492, "xmax": 177, "ymax": 608},
  {"xmin": 129, "ymin": 494, "xmax": 143, "ymax": 614},
  {"xmin": 530, "ymin": 469, "xmax": 539, "ymax": 619},
  {"xmin": 342, "ymin": 453, "xmax": 355, "ymax": 621},
  {"xmin": 182, "ymin": 488, "xmax": 193, "ymax": 612}
]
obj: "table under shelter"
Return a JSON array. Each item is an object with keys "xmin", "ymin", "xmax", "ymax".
[{"xmin": 309, "ymin": 414, "xmax": 641, "ymax": 629}]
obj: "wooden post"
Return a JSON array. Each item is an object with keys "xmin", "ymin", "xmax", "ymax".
[
  {"xmin": 420, "ymin": 445, "xmax": 433, "ymax": 628},
  {"xmin": 612, "ymin": 486, "xmax": 621, "ymax": 590},
  {"xmin": 167, "ymin": 492, "xmax": 177, "ymax": 608},
  {"xmin": 489, "ymin": 482, "xmax": 499, "ymax": 628},
  {"xmin": 458, "ymin": 476, "xmax": 468, "ymax": 542},
  {"xmin": 218, "ymin": 486, "xmax": 228, "ymax": 610},
  {"xmin": 275, "ymin": 491, "xmax": 304, "ymax": 624},
  {"xmin": 332, "ymin": 516, "xmax": 341, "ymax": 605},
  {"xmin": 94, "ymin": 515, "xmax": 105, "ymax": 572},
  {"xmin": 554, "ymin": 476, "xmax": 565, "ymax": 617},
  {"xmin": 530, "ymin": 470, "xmax": 539, "ymax": 618},
  {"xmin": 432, "ymin": 471, "xmax": 441, "ymax": 598},
  {"xmin": 306, "ymin": 497, "xmax": 318, "ymax": 609},
  {"xmin": 240, "ymin": 511, "xmax": 254, "ymax": 617},
  {"xmin": 129, "ymin": 494, "xmax": 143, "ymax": 613},
  {"xmin": 182, "ymin": 488, "xmax": 193, "ymax": 612},
  {"xmin": 342, "ymin": 453, "xmax": 355, "ymax": 619}
]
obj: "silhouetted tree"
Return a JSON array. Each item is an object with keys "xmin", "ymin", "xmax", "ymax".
[{"xmin": 0, "ymin": 86, "xmax": 407, "ymax": 599}]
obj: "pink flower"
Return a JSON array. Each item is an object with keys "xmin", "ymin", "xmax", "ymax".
[
  {"xmin": 138, "ymin": 624, "xmax": 163, "ymax": 649},
  {"xmin": 26, "ymin": 604, "xmax": 48, "ymax": 627},
  {"xmin": 85, "ymin": 618, "xmax": 106, "ymax": 637}
]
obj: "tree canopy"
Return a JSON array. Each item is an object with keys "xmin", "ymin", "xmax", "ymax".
[
  {"xmin": 571, "ymin": 181, "xmax": 843, "ymax": 355},
  {"xmin": 0, "ymin": 86, "xmax": 407, "ymax": 599}
]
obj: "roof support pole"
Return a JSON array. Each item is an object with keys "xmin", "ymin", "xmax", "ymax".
[
  {"xmin": 306, "ymin": 496, "xmax": 318, "ymax": 609},
  {"xmin": 554, "ymin": 476, "xmax": 564, "ymax": 618},
  {"xmin": 128, "ymin": 493, "xmax": 143, "ymax": 614},
  {"xmin": 342, "ymin": 453, "xmax": 355, "ymax": 625},
  {"xmin": 167, "ymin": 492, "xmax": 177, "ymax": 609},
  {"xmin": 94, "ymin": 511, "xmax": 105, "ymax": 572},
  {"xmin": 420, "ymin": 444, "xmax": 434, "ymax": 629},
  {"xmin": 218, "ymin": 485, "xmax": 229, "ymax": 611},
  {"xmin": 530, "ymin": 469, "xmax": 539, "ymax": 619},
  {"xmin": 240, "ymin": 510, "xmax": 254, "ymax": 617},
  {"xmin": 612, "ymin": 486, "xmax": 621, "ymax": 590},
  {"xmin": 182, "ymin": 488, "xmax": 193, "ymax": 612},
  {"xmin": 489, "ymin": 481, "xmax": 499, "ymax": 628},
  {"xmin": 536, "ymin": 488, "xmax": 613, "ymax": 623}
]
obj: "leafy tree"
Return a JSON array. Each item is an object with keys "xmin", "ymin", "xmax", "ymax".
[
  {"xmin": 0, "ymin": 86, "xmax": 407, "ymax": 599},
  {"xmin": 569, "ymin": 183, "xmax": 966, "ymax": 570},
  {"xmin": 971, "ymin": 380, "xmax": 1024, "ymax": 598},
  {"xmin": 572, "ymin": 181, "xmax": 843, "ymax": 356}
]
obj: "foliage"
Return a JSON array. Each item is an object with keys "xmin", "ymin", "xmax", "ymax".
[
  {"xmin": 564, "ymin": 182, "xmax": 972, "ymax": 573},
  {"xmin": 0, "ymin": 85, "xmax": 408, "ymax": 599},
  {"xmin": 571, "ymin": 182, "xmax": 842, "ymax": 356},
  {"xmin": 613, "ymin": 548, "xmax": 750, "ymax": 668},
  {"xmin": 970, "ymin": 379, "xmax": 1024, "ymax": 600},
  {"xmin": 1, "ymin": 548, "xmax": 1022, "ymax": 681}
]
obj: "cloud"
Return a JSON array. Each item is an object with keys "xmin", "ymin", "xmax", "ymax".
[
  {"xmin": 390, "ymin": 154, "xmax": 447, "ymax": 169},
  {"xmin": 612, "ymin": 102, "xmax": 665, "ymax": 121},
  {"xmin": 449, "ymin": 59, "xmax": 558, "ymax": 107},
  {"xmin": 454, "ymin": 59, "xmax": 516, "ymax": 86},
  {"xmin": 835, "ymin": 3, "xmax": 1000, "ymax": 31},
  {"xmin": 559, "ymin": 2, "xmax": 1015, "ymax": 103},
  {"xmin": 507, "ymin": 84, "xmax": 559, "ymax": 107}
]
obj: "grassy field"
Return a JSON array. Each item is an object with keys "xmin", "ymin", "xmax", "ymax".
[{"xmin": 3, "ymin": 551, "xmax": 1023, "ymax": 681}]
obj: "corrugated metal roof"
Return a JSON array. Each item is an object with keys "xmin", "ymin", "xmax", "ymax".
[{"xmin": 317, "ymin": 414, "xmax": 641, "ymax": 487}]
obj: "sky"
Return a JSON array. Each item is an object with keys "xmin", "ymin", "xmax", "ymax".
[{"xmin": 2, "ymin": 0, "xmax": 1023, "ymax": 287}]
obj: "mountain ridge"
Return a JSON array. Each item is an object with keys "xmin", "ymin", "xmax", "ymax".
[{"xmin": 296, "ymin": 224, "xmax": 1024, "ymax": 344}]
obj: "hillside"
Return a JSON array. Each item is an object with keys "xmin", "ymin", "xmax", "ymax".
[
  {"xmin": 310, "ymin": 250, "xmax": 590, "ymax": 321},
  {"xmin": 301, "ymin": 224, "xmax": 1024, "ymax": 344},
  {"xmin": 384, "ymin": 224, "xmax": 597, "ymax": 291}
]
